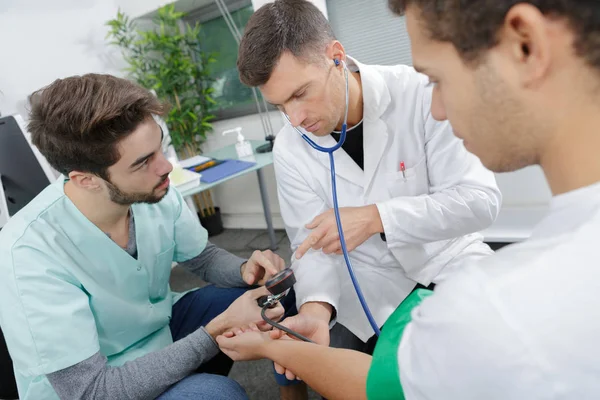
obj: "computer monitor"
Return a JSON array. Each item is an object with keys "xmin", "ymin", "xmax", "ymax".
[{"xmin": 0, "ymin": 115, "xmax": 56, "ymax": 228}]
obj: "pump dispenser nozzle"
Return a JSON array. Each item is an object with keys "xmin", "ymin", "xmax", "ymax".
[{"xmin": 222, "ymin": 127, "xmax": 254, "ymax": 159}]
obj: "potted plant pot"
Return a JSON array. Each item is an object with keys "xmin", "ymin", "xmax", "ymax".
[{"xmin": 199, "ymin": 206, "xmax": 224, "ymax": 237}]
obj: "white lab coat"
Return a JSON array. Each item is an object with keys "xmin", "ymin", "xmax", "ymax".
[{"xmin": 273, "ymin": 57, "xmax": 502, "ymax": 341}]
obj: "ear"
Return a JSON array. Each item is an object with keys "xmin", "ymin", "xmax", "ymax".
[
  {"xmin": 327, "ymin": 41, "xmax": 346, "ymax": 66},
  {"xmin": 500, "ymin": 4, "xmax": 552, "ymax": 87},
  {"xmin": 68, "ymin": 171, "xmax": 103, "ymax": 191}
]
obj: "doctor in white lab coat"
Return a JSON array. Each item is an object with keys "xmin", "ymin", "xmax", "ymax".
[
  {"xmin": 273, "ymin": 55, "xmax": 501, "ymax": 343},
  {"xmin": 235, "ymin": 0, "xmax": 501, "ymax": 390}
]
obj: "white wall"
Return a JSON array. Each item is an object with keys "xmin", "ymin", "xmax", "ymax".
[
  {"xmin": 0, "ymin": 0, "xmax": 206, "ymax": 115},
  {"xmin": 482, "ymin": 167, "xmax": 552, "ymax": 242},
  {"xmin": 0, "ymin": 0, "xmax": 126, "ymax": 117}
]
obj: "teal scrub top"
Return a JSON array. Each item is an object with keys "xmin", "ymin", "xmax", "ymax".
[{"xmin": 0, "ymin": 178, "xmax": 207, "ymax": 400}]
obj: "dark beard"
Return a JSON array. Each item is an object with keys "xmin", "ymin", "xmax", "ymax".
[{"xmin": 105, "ymin": 176, "xmax": 169, "ymax": 205}]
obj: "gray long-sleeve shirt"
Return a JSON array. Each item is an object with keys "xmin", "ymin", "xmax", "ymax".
[{"xmin": 47, "ymin": 213, "xmax": 248, "ymax": 399}]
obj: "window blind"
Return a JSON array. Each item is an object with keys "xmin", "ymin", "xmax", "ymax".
[{"xmin": 326, "ymin": 0, "xmax": 412, "ymax": 66}]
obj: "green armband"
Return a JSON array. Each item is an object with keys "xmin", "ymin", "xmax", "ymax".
[{"xmin": 366, "ymin": 289, "xmax": 434, "ymax": 400}]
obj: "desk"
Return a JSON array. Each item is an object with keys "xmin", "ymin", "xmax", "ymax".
[{"xmin": 179, "ymin": 140, "xmax": 278, "ymax": 250}]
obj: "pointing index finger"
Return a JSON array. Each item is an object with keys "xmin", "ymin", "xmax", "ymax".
[{"xmin": 295, "ymin": 228, "xmax": 327, "ymax": 259}]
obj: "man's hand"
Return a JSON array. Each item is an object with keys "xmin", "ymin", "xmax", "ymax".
[
  {"xmin": 241, "ymin": 249, "xmax": 286, "ymax": 285},
  {"xmin": 271, "ymin": 303, "xmax": 332, "ymax": 380},
  {"xmin": 206, "ymin": 286, "xmax": 284, "ymax": 339},
  {"xmin": 295, "ymin": 205, "xmax": 384, "ymax": 259},
  {"xmin": 216, "ymin": 323, "xmax": 274, "ymax": 361}
]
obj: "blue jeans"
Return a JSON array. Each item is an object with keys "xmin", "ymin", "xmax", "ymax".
[
  {"xmin": 157, "ymin": 373, "xmax": 247, "ymax": 400},
  {"xmin": 159, "ymin": 285, "xmax": 249, "ymax": 399}
]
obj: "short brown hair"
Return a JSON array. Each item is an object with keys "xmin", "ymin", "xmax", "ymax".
[
  {"xmin": 28, "ymin": 74, "xmax": 167, "ymax": 179},
  {"xmin": 237, "ymin": 0, "xmax": 336, "ymax": 87},
  {"xmin": 389, "ymin": 0, "xmax": 600, "ymax": 68}
]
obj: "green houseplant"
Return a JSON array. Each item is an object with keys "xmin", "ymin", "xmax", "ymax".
[
  {"xmin": 106, "ymin": 5, "xmax": 217, "ymax": 156},
  {"xmin": 106, "ymin": 6, "xmax": 225, "ymax": 236}
]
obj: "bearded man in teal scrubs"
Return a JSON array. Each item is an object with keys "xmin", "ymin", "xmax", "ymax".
[{"xmin": 0, "ymin": 74, "xmax": 284, "ymax": 400}]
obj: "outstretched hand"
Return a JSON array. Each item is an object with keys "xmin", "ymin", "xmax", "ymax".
[
  {"xmin": 217, "ymin": 323, "xmax": 274, "ymax": 361},
  {"xmin": 208, "ymin": 286, "xmax": 284, "ymax": 338},
  {"xmin": 270, "ymin": 312, "xmax": 330, "ymax": 380},
  {"xmin": 241, "ymin": 250, "xmax": 286, "ymax": 285},
  {"xmin": 295, "ymin": 205, "xmax": 383, "ymax": 259}
]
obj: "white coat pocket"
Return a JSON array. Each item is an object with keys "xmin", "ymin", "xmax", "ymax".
[{"xmin": 386, "ymin": 157, "xmax": 429, "ymax": 198}]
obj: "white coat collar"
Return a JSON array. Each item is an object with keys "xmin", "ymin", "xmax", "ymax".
[
  {"xmin": 306, "ymin": 56, "xmax": 392, "ymax": 193},
  {"xmin": 346, "ymin": 56, "xmax": 391, "ymax": 122},
  {"xmin": 348, "ymin": 56, "xmax": 392, "ymax": 194}
]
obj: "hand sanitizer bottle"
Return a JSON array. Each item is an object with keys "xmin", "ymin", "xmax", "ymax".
[{"xmin": 223, "ymin": 127, "xmax": 254, "ymax": 159}]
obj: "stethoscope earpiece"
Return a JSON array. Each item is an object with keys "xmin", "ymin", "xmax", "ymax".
[{"xmin": 283, "ymin": 58, "xmax": 349, "ymax": 153}]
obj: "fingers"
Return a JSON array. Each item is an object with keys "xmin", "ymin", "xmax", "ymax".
[
  {"xmin": 224, "ymin": 322, "xmax": 261, "ymax": 339},
  {"xmin": 232, "ymin": 327, "xmax": 244, "ymax": 336},
  {"xmin": 275, "ymin": 255, "xmax": 286, "ymax": 273},
  {"xmin": 267, "ymin": 319, "xmax": 295, "ymax": 340},
  {"xmin": 250, "ymin": 250, "xmax": 279, "ymax": 276},
  {"xmin": 279, "ymin": 333, "xmax": 294, "ymax": 342},
  {"xmin": 321, "ymin": 232, "xmax": 341, "ymax": 254},
  {"xmin": 274, "ymin": 362, "xmax": 285, "ymax": 375},
  {"xmin": 269, "ymin": 329, "xmax": 283, "ymax": 339},
  {"xmin": 248, "ymin": 285, "xmax": 271, "ymax": 299},
  {"xmin": 216, "ymin": 335, "xmax": 233, "ymax": 349},
  {"xmin": 242, "ymin": 261, "xmax": 259, "ymax": 285},
  {"xmin": 285, "ymin": 369, "xmax": 297, "ymax": 380},
  {"xmin": 262, "ymin": 249, "xmax": 285, "ymax": 272},
  {"xmin": 296, "ymin": 227, "xmax": 326, "ymax": 259},
  {"xmin": 264, "ymin": 303, "xmax": 284, "ymax": 321},
  {"xmin": 305, "ymin": 213, "xmax": 324, "ymax": 230},
  {"xmin": 274, "ymin": 361, "xmax": 298, "ymax": 382},
  {"xmin": 216, "ymin": 336, "xmax": 241, "ymax": 361},
  {"xmin": 245, "ymin": 249, "xmax": 287, "ymax": 285},
  {"xmin": 274, "ymin": 315, "xmax": 306, "ymax": 341},
  {"xmin": 249, "ymin": 323, "xmax": 260, "ymax": 332},
  {"xmin": 323, "ymin": 244, "xmax": 341, "ymax": 255},
  {"xmin": 278, "ymin": 315, "xmax": 300, "ymax": 332},
  {"xmin": 257, "ymin": 321, "xmax": 272, "ymax": 332},
  {"xmin": 259, "ymin": 250, "xmax": 286, "ymax": 285},
  {"xmin": 306, "ymin": 209, "xmax": 333, "ymax": 230}
]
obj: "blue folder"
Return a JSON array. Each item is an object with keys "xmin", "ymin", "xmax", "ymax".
[{"xmin": 199, "ymin": 159, "xmax": 256, "ymax": 183}]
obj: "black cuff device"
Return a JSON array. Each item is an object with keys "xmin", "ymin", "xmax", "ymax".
[
  {"xmin": 256, "ymin": 268, "xmax": 314, "ymax": 343},
  {"xmin": 257, "ymin": 268, "xmax": 296, "ymax": 308}
]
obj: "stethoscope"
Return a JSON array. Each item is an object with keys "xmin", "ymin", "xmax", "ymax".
[{"xmin": 278, "ymin": 59, "xmax": 381, "ymax": 338}]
